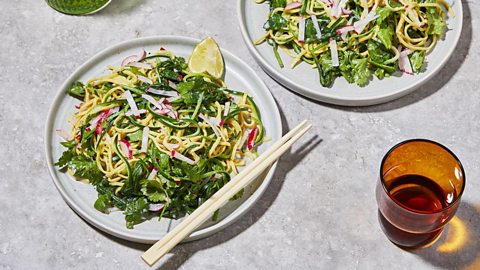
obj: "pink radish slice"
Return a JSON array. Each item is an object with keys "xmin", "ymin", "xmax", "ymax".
[{"xmin": 119, "ymin": 140, "xmax": 132, "ymax": 159}]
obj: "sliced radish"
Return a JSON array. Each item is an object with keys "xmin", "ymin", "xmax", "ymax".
[
  {"xmin": 329, "ymin": 39, "xmax": 339, "ymax": 67},
  {"xmin": 342, "ymin": 7, "xmax": 352, "ymax": 15},
  {"xmin": 147, "ymin": 168, "xmax": 157, "ymax": 180},
  {"xmin": 146, "ymin": 88, "xmax": 179, "ymax": 97},
  {"xmin": 121, "ymin": 49, "xmax": 146, "ymax": 66},
  {"xmin": 398, "ymin": 46, "xmax": 414, "ymax": 75},
  {"xmin": 137, "ymin": 75, "xmax": 153, "ymax": 84},
  {"xmin": 298, "ymin": 17, "xmax": 306, "ymax": 43},
  {"xmin": 247, "ymin": 126, "xmax": 259, "ymax": 150},
  {"xmin": 310, "ymin": 14, "xmax": 322, "ymax": 39},
  {"xmin": 285, "ymin": 1, "xmax": 302, "ymax": 10},
  {"xmin": 168, "ymin": 81, "xmax": 177, "ymax": 90},
  {"xmin": 119, "ymin": 140, "xmax": 132, "ymax": 159},
  {"xmin": 336, "ymin": 25, "xmax": 355, "ymax": 40},
  {"xmin": 166, "ymin": 96, "xmax": 180, "ymax": 103},
  {"xmin": 148, "ymin": 203, "xmax": 164, "ymax": 212},
  {"xmin": 171, "ymin": 150, "xmax": 195, "ymax": 165},
  {"xmin": 223, "ymin": 101, "xmax": 231, "ymax": 117},
  {"xmin": 141, "ymin": 126, "xmax": 149, "ymax": 153}
]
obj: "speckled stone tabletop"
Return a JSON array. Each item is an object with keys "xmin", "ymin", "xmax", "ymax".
[{"xmin": 1, "ymin": 0, "xmax": 479, "ymax": 269}]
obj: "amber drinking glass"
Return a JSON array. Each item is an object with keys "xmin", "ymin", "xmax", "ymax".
[{"xmin": 376, "ymin": 139, "xmax": 465, "ymax": 248}]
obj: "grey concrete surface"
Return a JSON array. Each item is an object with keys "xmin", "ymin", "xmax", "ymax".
[{"xmin": 1, "ymin": 0, "xmax": 479, "ymax": 269}]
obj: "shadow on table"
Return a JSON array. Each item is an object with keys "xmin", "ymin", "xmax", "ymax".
[
  {"xmin": 289, "ymin": 0, "xmax": 472, "ymax": 113},
  {"xmin": 408, "ymin": 201, "xmax": 480, "ymax": 270},
  {"xmin": 93, "ymin": 102, "xmax": 322, "ymax": 269},
  {"xmin": 97, "ymin": 0, "xmax": 144, "ymax": 15}
]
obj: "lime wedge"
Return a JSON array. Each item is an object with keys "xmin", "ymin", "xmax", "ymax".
[{"xmin": 188, "ymin": 37, "xmax": 225, "ymax": 79}]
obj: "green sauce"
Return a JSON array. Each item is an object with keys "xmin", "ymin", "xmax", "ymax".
[{"xmin": 46, "ymin": 0, "xmax": 111, "ymax": 15}]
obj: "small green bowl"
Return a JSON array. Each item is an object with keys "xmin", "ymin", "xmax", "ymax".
[{"xmin": 46, "ymin": 0, "xmax": 112, "ymax": 15}]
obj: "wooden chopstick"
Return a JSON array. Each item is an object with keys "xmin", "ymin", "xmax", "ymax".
[{"xmin": 141, "ymin": 120, "xmax": 312, "ymax": 266}]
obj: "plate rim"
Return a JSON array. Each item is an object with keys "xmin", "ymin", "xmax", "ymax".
[
  {"xmin": 237, "ymin": 0, "xmax": 463, "ymax": 106},
  {"xmin": 44, "ymin": 35, "xmax": 282, "ymax": 243}
]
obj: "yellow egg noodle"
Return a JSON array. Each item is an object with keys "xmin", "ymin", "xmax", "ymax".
[
  {"xmin": 254, "ymin": 0, "xmax": 452, "ymax": 86},
  {"xmin": 56, "ymin": 49, "xmax": 265, "ymax": 228}
]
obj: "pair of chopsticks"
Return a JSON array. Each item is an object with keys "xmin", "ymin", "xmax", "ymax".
[{"xmin": 142, "ymin": 120, "xmax": 312, "ymax": 266}]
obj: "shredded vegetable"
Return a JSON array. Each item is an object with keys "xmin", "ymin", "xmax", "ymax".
[
  {"xmin": 55, "ymin": 48, "xmax": 265, "ymax": 228},
  {"xmin": 255, "ymin": 0, "xmax": 453, "ymax": 86}
]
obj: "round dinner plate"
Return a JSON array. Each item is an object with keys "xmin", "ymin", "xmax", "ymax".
[
  {"xmin": 45, "ymin": 36, "xmax": 282, "ymax": 244},
  {"xmin": 238, "ymin": 0, "xmax": 463, "ymax": 106}
]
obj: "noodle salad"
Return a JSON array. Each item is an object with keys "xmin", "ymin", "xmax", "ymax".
[
  {"xmin": 55, "ymin": 48, "xmax": 264, "ymax": 228},
  {"xmin": 255, "ymin": 0, "xmax": 453, "ymax": 87}
]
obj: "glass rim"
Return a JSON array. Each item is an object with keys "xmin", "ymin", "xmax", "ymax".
[{"xmin": 379, "ymin": 138, "xmax": 466, "ymax": 214}]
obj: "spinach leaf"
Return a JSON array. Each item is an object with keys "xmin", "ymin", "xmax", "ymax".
[
  {"xmin": 263, "ymin": 13, "xmax": 288, "ymax": 31},
  {"xmin": 67, "ymin": 81, "xmax": 85, "ymax": 100}
]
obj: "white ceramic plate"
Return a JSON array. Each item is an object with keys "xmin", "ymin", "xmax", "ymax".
[
  {"xmin": 45, "ymin": 36, "xmax": 282, "ymax": 244},
  {"xmin": 238, "ymin": 0, "xmax": 463, "ymax": 106}
]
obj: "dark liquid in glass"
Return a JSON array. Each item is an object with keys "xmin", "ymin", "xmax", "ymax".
[{"xmin": 379, "ymin": 174, "xmax": 456, "ymax": 248}]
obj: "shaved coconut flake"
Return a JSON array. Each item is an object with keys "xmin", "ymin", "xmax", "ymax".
[
  {"xmin": 171, "ymin": 150, "xmax": 195, "ymax": 165},
  {"xmin": 310, "ymin": 14, "xmax": 322, "ymax": 39},
  {"xmin": 353, "ymin": 11, "xmax": 378, "ymax": 34},
  {"xmin": 238, "ymin": 129, "xmax": 250, "ymax": 150},
  {"xmin": 119, "ymin": 140, "xmax": 132, "ymax": 159},
  {"xmin": 223, "ymin": 101, "xmax": 230, "ymax": 117},
  {"xmin": 137, "ymin": 75, "xmax": 153, "ymax": 84},
  {"xmin": 329, "ymin": 39, "xmax": 339, "ymax": 67},
  {"xmin": 337, "ymin": 0, "xmax": 348, "ymax": 16},
  {"xmin": 285, "ymin": 1, "xmax": 302, "ymax": 10},
  {"xmin": 199, "ymin": 114, "xmax": 221, "ymax": 137},
  {"xmin": 123, "ymin": 90, "xmax": 140, "ymax": 116},
  {"xmin": 141, "ymin": 126, "xmax": 149, "ymax": 153},
  {"xmin": 125, "ymin": 109, "xmax": 147, "ymax": 117},
  {"xmin": 128, "ymin": 62, "xmax": 153, "ymax": 70},
  {"xmin": 148, "ymin": 169, "xmax": 157, "ymax": 180},
  {"xmin": 298, "ymin": 17, "xmax": 306, "ymax": 43},
  {"xmin": 330, "ymin": 0, "xmax": 340, "ymax": 18},
  {"xmin": 149, "ymin": 203, "xmax": 164, "ymax": 212},
  {"xmin": 142, "ymin": 94, "xmax": 165, "ymax": 110}
]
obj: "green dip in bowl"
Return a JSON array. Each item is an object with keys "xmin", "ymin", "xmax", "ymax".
[{"xmin": 46, "ymin": 0, "xmax": 112, "ymax": 15}]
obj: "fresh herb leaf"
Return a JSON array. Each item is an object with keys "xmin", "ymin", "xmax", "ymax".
[
  {"xmin": 70, "ymin": 155, "xmax": 104, "ymax": 185},
  {"xmin": 125, "ymin": 197, "xmax": 150, "ymax": 229},
  {"xmin": 409, "ymin": 51, "xmax": 425, "ymax": 73},
  {"xmin": 67, "ymin": 81, "xmax": 85, "ymax": 100}
]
